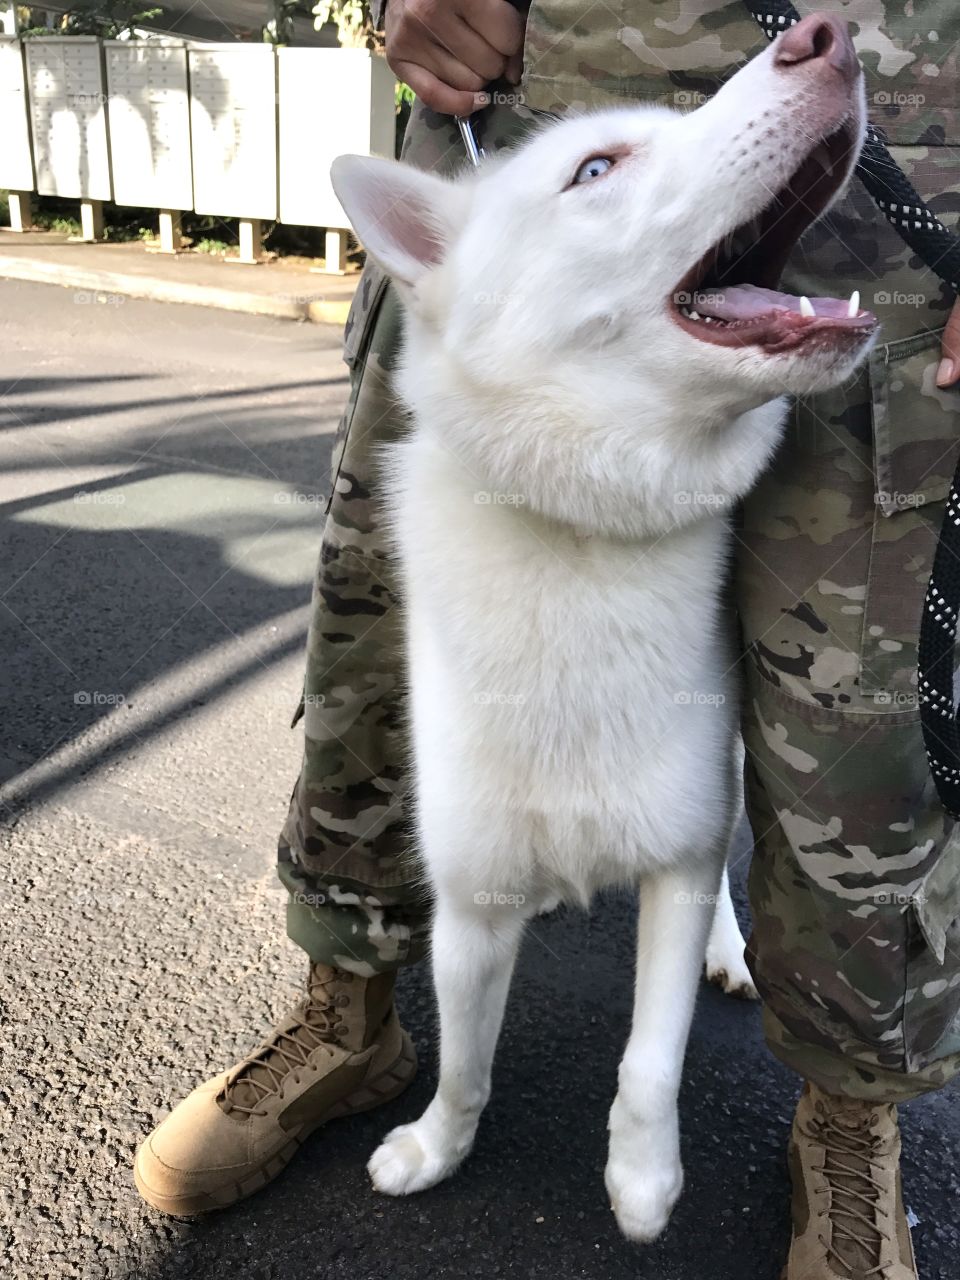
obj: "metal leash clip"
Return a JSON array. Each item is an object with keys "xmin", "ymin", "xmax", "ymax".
[{"xmin": 457, "ymin": 116, "xmax": 485, "ymax": 167}]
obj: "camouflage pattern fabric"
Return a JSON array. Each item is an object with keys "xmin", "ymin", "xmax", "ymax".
[
  {"xmin": 740, "ymin": 143, "xmax": 960, "ymax": 1101},
  {"xmin": 278, "ymin": 103, "xmax": 541, "ymax": 976},
  {"xmin": 278, "ymin": 273, "xmax": 422, "ymax": 974},
  {"xmin": 520, "ymin": 0, "xmax": 960, "ymax": 145},
  {"xmin": 279, "ymin": 5, "xmax": 960, "ymax": 1099}
]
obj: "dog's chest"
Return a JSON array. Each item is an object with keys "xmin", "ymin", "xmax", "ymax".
[
  {"xmin": 395, "ymin": 452, "xmax": 733, "ymax": 883},
  {"xmin": 399, "ymin": 464, "xmax": 727, "ymax": 723},
  {"xmin": 436, "ymin": 541, "xmax": 719, "ymax": 776}
]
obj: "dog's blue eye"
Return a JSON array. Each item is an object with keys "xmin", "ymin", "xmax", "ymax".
[{"xmin": 573, "ymin": 156, "xmax": 614, "ymax": 184}]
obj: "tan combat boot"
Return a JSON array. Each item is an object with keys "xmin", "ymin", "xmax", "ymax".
[
  {"xmin": 134, "ymin": 965, "xmax": 416, "ymax": 1215},
  {"xmin": 783, "ymin": 1082, "xmax": 919, "ymax": 1280}
]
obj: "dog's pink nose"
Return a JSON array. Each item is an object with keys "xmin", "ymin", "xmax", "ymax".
[{"xmin": 774, "ymin": 13, "xmax": 858, "ymax": 86}]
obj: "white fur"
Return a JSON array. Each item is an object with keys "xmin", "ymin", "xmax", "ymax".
[{"xmin": 334, "ymin": 31, "xmax": 872, "ymax": 1242}]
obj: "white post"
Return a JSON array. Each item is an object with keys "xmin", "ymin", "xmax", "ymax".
[
  {"xmin": 7, "ymin": 192, "xmax": 34, "ymax": 232},
  {"xmin": 324, "ymin": 228, "xmax": 348, "ymax": 274},
  {"xmin": 236, "ymin": 218, "xmax": 262, "ymax": 264},
  {"xmin": 156, "ymin": 209, "xmax": 183, "ymax": 254},
  {"xmin": 79, "ymin": 200, "xmax": 105, "ymax": 242},
  {"xmin": 0, "ymin": 3, "xmax": 17, "ymax": 35}
]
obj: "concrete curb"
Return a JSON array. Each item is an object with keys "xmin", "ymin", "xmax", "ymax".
[{"xmin": 0, "ymin": 253, "xmax": 352, "ymax": 326}]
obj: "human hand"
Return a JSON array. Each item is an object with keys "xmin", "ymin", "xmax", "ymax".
[
  {"xmin": 385, "ymin": 0, "xmax": 525, "ymax": 116},
  {"xmin": 937, "ymin": 296, "xmax": 960, "ymax": 387}
]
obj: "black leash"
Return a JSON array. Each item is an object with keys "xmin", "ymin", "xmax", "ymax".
[{"xmin": 744, "ymin": 0, "xmax": 960, "ymax": 816}]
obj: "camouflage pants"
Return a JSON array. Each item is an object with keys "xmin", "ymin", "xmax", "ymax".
[{"xmin": 279, "ymin": 101, "xmax": 960, "ymax": 1103}]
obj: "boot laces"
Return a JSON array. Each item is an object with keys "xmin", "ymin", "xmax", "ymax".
[
  {"xmin": 219, "ymin": 968, "xmax": 350, "ymax": 1116},
  {"xmin": 814, "ymin": 1109, "xmax": 892, "ymax": 1278}
]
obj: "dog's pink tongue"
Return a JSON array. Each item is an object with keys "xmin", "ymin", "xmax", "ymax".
[{"xmin": 692, "ymin": 283, "xmax": 852, "ymax": 321}]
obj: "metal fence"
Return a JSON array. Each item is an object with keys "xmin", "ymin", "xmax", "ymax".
[{"xmin": 0, "ymin": 35, "xmax": 396, "ymax": 267}]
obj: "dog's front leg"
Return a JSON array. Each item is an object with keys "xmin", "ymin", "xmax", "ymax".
[
  {"xmin": 605, "ymin": 859, "xmax": 722, "ymax": 1242},
  {"xmin": 368, "ymin": 896, "xmax": 525, "ymax": 1196}
]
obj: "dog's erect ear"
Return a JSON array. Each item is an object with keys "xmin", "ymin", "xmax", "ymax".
[{"xmin": 331, "ymin": 154, "xmax": 464, "ymax": 287}]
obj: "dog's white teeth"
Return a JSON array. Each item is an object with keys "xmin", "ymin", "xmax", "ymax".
[
  {"xmin": 799, "ymin": 295, "xmax": 816, "ymax": 318},
  {"xmin": 681, "ymin": 304, "xmax": 723, "ymax": 326},
  {"xmin": 847, "ymin": 289, "xmax": 860, "ymax": 318}
]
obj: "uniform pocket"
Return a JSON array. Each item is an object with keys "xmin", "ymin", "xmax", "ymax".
[
  {"xmin": 342, "ymin": 261, "xmax": 390, "ymax": 370},
  {"xmin": 292, "ymin": 264, "xmax": 398, "ymax": 730},
  {"xmin": 859, "ymin": 329, "xmax": 960, "ymax": 697},
  {"xmin": 913, "ymin": 825, "xmax": 960, "ymax": 965},
  {"xmin": 907, "ymin": 825, "xmax": 960, "ymax": 1069},
  {"xmin": 325, "ymin": 261, "xmax": 395, "ymax": 521}
]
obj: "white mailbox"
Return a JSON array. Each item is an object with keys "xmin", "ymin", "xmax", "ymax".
[
  {"xmin": 26, "ymin": 35, "xmax": 111, "ymax": 200},
  {"xmin": 278, "ymin": 48, "xmax": 395, "ymax": 229},
  {"xmin": 104, "ymin": 40, "xmax": 192, "ymax": 210},
  {"xmin": 0, "ymin": 38, "xmax": 34, "ymax": 191},
  {"xmin": 189, "ymin": 43, "xmax": 277, "ymax": 221}
]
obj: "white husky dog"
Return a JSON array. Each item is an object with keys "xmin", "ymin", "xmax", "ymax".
[{"xmin": 332, "ymin": 13, "xmax": 876, "ymax": 1244}]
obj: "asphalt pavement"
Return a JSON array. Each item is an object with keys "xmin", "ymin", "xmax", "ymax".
[{"xmin": 0, "ymin": 280, "xmax": 957, "ymax": 1280}]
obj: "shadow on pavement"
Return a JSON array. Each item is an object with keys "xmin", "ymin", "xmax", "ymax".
[{"xmin": 0, "ymin": 374, "xmax": 344, "ymax": 816}]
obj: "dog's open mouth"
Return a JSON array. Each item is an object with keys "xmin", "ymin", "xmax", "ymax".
[{"xmin": 670, "ymin": 120, "xmax": 877, "ymax": 354}]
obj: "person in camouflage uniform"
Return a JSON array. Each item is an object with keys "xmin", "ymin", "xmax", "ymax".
[{"xmin": 137, "ymin": 5, "xmax": 960, "ymax": 1276}]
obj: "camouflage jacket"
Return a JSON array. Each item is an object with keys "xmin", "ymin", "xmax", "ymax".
[
  {"xmin": 519, "ymin": 1, "xmax": 958, "ymax": 144},
  {"xmin": 373, "ymin": 3, "xmax": 956, "ymax": 142}
]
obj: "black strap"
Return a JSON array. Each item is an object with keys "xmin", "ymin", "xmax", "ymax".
[{"xmin": 743, "ymin": 0, "xmax": 960, "ymax": 816}]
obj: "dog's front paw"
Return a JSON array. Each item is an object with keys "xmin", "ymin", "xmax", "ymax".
[
  {"xmin": 704, "ymin": 946, "xmax": 759, "ymax": 1000},
  {"xmin": 605, "ymin": 1154, "xmax": 683, "ymax": 1243},
  {"xmin": 368, "ymin": 1121, "xmax": 467, "ymax": 1196}
]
